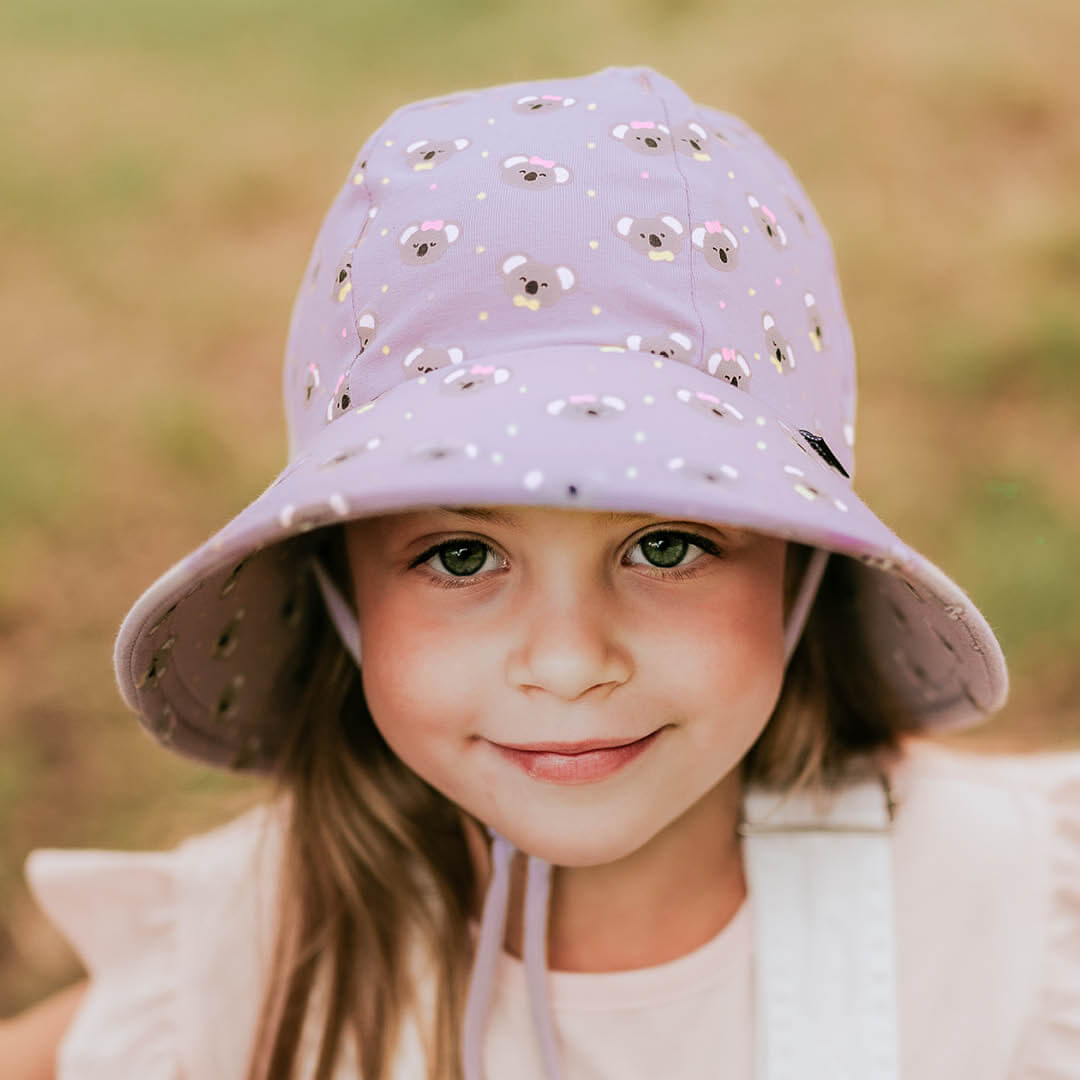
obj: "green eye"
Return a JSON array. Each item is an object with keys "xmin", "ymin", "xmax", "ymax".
[
  {"xmin": 639, "ymin": 532, "xmax": 690, "ymax": 568},
  {"xmin": 437, "ymin": 540, "xmax": 488, "ymax": 576}
]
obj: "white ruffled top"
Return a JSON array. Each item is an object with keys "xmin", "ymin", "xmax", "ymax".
[{"xmin": 25, "ymin": 737, "xmax": 1080, "ymax": 1079}]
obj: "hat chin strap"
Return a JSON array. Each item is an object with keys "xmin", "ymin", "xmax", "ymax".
[
  {"xmin": 783, "ymin": 547, "xmax": 829, "ymax": 665},
  {"xmin": 309, "ymin": 557, "xmax": 364, "ymax": 666},
  {"xmin": 309, "ymin": 546, "xmax": 830, "ymax": 1078}
]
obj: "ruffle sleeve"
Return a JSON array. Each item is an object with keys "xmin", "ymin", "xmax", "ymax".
[
  {"xmin": 1003, "ymin": 750, "xmax": 1080, "ymax": 1078},
  {"xmin": 24, "ymin": 803, "xmax": 284, "ymax": 1080},
  {"xmin": 25, "ymin": 847, "xmax": 181, "ymax": 1079}
]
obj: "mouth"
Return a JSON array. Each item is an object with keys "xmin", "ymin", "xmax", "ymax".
[{"xmin": 486, "ymin": 728, "xmax": 666, "ymax": 784}]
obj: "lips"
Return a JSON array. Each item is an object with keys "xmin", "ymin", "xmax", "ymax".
[
  {"xmin": 494, "ymin": 734, "xmax": 655, "ymax": 754},
  {"xmin": 487, "ymin": 728, "xmax": 665, "ymax": 784}
]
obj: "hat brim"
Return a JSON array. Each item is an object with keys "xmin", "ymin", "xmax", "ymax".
[{"xmin": 114, "ymin": 344, "xmax": 1007, "ymax": 770}]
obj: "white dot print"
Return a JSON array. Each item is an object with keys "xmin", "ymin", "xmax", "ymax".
[{"xmin": 523, "ymin": 469, "xmax": 543, "ymax": 490}]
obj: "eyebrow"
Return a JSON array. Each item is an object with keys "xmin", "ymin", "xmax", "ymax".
[{"xmin": 435, "ymin": 506, "xmax": 660, "ymax": 527}]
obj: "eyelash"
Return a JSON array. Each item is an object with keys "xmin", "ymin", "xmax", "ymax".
[{"xmin": 409, "ymin": 530, "xmax": 724, "ymax": 590}]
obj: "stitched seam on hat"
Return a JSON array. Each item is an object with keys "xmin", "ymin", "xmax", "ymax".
[
  {"xmin": 654, "ymin": 89, "xmax": 705, "ymax": 371},
  {"xmin": 347, "ymin": 146, "xmax": 377, "ymax": 305}
]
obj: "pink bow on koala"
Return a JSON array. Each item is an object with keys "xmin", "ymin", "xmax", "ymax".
[
  {"xmin": 529, "ymin": 155, "xmax": 555, "ymax": 168},
  {"xmin": 630, "ymin": 121, "xmax": 656, "ymax": 129},
  {"xmin": 704, "ymin": 220, "xmax": 725, "ymax": 234},
  {"xmin": 569, "ymin": 394, "xmax": 598, "ymax": 404},
  {"xmin": 721, "ymin": 347, "xmax": 737, "ymax": 363},
  {"xmin": 420, "ymin": 219, "xmax": 444, "ymax": 231},
  {"xmin": 760, "ymin": 205, "xmax": 777, "ymax": 224}
]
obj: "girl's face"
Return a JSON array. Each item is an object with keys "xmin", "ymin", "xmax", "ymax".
[{"xmin": 345, "ymin": 506, "xmax": 788, "ymax": 868}]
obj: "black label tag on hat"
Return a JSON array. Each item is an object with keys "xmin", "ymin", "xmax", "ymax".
[{"xmin": 798, "ymin": 430, "xmax": 850, "ymax": 478}]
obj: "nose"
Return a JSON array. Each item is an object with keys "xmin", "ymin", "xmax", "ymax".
[
  {"xmin": 525, "ymin": 279, "xmax": 539, "ymax": 295},
  {"xmin": 511, "ymin": 587, "xmax": 631, "ymax": 702},
  {"xmin": 649, "ymin": 233, "xmax": 661, "ymax": 247},
  {"xmin": 417, "ymin": 242, "xmax": 429, "ymax": 257}
]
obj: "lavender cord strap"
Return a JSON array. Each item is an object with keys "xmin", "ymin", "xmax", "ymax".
[
  {"xmin": 309, "ymin": 557, "xmax": 363, "ymax": 667},
  {"xmin": 783, "ymin": 548, "xmax": 829, "ymax": 665},
  {"xmin": 523, "ymin": 855, "xmax": 565, "ymax": 1080},
  {"xmin": 462, "ymin": 831, "xmax": 515, "ymax": 1080}
]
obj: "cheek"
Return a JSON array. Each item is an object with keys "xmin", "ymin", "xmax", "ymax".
[
  {"xmin": 640, "ymin": 557, "xmax": 786, "ymax": 734},
  {"xmin": 353, "ymin": 589, "xmax": 481, "ymax": 775}
]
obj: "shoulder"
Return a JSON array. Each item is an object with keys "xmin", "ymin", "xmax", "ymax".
[
  {"xmin": 25, "ymin": 801, "xmax": 287, "ymax": 1079},
  {"xmin": 887, "ymin": 737, "xmax": 1080, "ymax": 1077},
  {"xmin": 888, "ymin": 736, "xmax": 1079, "ymax": 898}
]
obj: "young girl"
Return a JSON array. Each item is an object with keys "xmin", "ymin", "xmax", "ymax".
[{"xmin": 12, "ymin": 65, "xmax": 1080, "ymax": 1079}]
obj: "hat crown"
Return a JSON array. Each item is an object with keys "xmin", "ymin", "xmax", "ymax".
[{"xmin": 282, "ymin": 66, "xmax": 856, "ymax": 477}]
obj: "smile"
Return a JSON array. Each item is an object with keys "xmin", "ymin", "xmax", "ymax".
[{"xmin": 486, "ymin": 728, "xmax": 665, "ymax": 784}]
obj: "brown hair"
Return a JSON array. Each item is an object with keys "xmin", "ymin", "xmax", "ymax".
[{"xmin": 246, "ymin": 531, "xmax": 916, "ymax": 1080}]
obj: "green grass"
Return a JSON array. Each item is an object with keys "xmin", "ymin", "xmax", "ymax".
[
  {"xmin": 925, "ymin": 303, "xmax": 1080, "ymax": 400},
  {"xmin": 949, "ymin": 468, "xmax": 1080, "ymax": 656}
]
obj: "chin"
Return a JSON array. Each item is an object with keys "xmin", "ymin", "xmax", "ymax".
[{"xmin": 497, "ymin": 814, "xmax": 662, "ymax": 869}]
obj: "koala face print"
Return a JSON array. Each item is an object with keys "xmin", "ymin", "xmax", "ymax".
[
  {"xmin": 501, "ymin": 254, "xmax": 576, "ymax": 310},
  {"xmin": 626, "ymin": 331, "xmax": 693, "ymax": 364},
  {"xmin": 746, "ymin": 193, "xmax": 788, "ymax": 250},
  {"xmin": 691, "ymin": 221, "xmax": 739, "ymax": 270},
  {"xmin": 545, "ymin": 394, "xmax": 627, "ymax": 420},
  {"xmin": 706, "ymin": 347, "xmax": 751, "ymax": 390},
  {"xmin": 667, "ymin": 456, "xmax": 740, "ymax": 487},
  {"xmin": 613, "ymin": 214, "xmax": 685, "ymax": 261},
  {"xmin": 332, "ymin": 253, "xmax": 352, "ymax": 303},
  {"xmin": 302, "ymin": 362, "xmax": 320, "ymax": 405},
  {"xmin": 408, "ymin": 439, "xmax": 479, "ymax": 463},
  {"xmin": 785, "ymin": 194, "xmax": 809, "ymax": 230},
  {"xmin": 762, "ymin": 312, "xmax": 795, "ymax": 374},
  {"xmin": 318, "ymin": 435, "xmax": 383, "ymax": 470},
  {"xmin": 355, "ymin": 310, "xmax": 376, "ymax": 354},
  {"xmin": 325, "ymin": 346, "xmax": 381, "ymax": 421},
  {"xmin": 399, "ymin": 220, "xmax": 461, "ymax": 265},
  {"xmin": 402, "ymin": 345, "xmax": 466, "ymax": 378},
  {"xmin": 804, "ymin": 292, "xmax": 825, "ymax": 352},
  {"xmin": 672, "ymin": 121, "xmax": 711, "ymax": 162},
  {"xmin": 440, "ymin": 363, "xmax": 511, "ymax": 395},
  {"xmin": 327, "ymin": 368, "xmax": 354, "ymax": 422},
  {"xmin": 501, "ymin": 154, "xmax": 572, "ymax": 190},
  {"xmin": 514, "ymin": 94, "xmax": 577, "ymax": 114},
  {"xmin": 674, "ymin": 387, "xmax": 746, "ymax": 423},
  {"xmin": 405, "ymin": 137, "xmax": 470, "ymax": 172},
  {"xmin": 610, "ymin": 121, "xmax": 672, "ymax": 155}
]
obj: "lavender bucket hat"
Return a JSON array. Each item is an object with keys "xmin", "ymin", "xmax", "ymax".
[{"xmin": 114, "ymin": 65, "xmax": 1007, "ymax": 772}]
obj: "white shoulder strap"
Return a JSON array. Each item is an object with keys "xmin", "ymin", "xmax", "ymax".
[{"xmin": 740, "ymin": 773, "xmax": 900, "ymax": 1080}]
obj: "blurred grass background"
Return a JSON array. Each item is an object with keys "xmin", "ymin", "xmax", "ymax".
[{"xmin": 2, "ymin": 0, "xmax": 1078, "ymax": 1016}]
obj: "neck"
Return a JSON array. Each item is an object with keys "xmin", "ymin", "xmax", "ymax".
[{"xmin": 469, "ymin": 772, "xmax": 746, "ymax": 973}]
